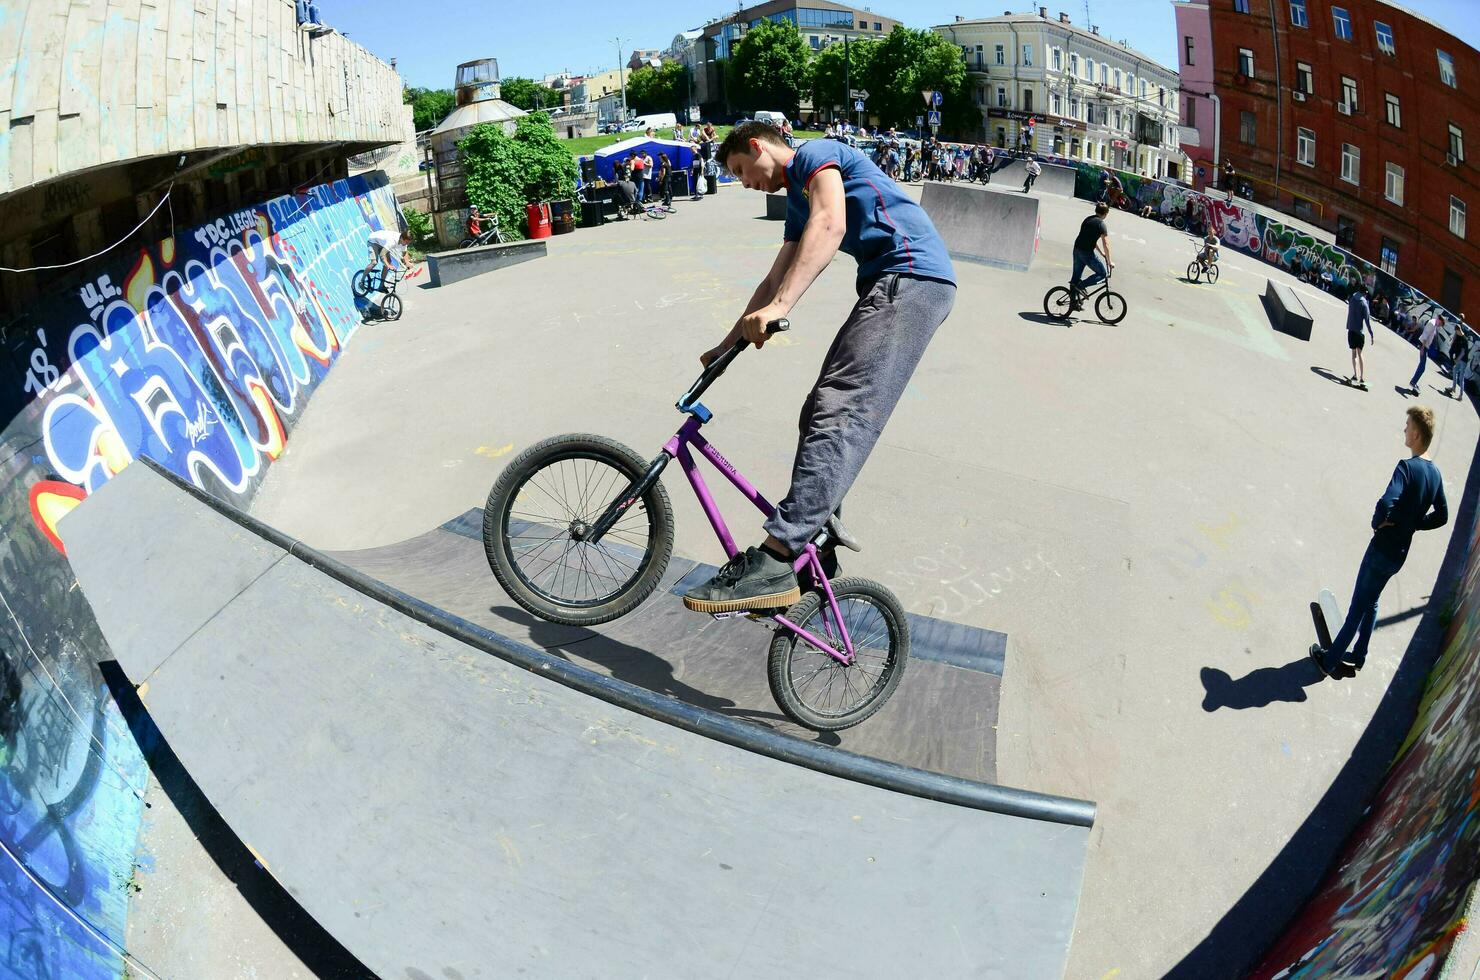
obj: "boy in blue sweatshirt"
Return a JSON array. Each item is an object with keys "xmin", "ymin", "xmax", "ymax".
[{"xmin": 1312, "ymin": 406, "xmax": 1448, "ymax": 677}]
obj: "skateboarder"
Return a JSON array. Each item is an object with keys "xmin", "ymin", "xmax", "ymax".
[
  {"xmin": 1311, "ymin": 406, "xmax": 1448, "ymax": 677},
  {"xmin": 1023, "ymin": 157, "xmax": 1042, "ymax": 193},
  {"xmin": 1345, "ymin": 284, "xmax": 1376, "ymax": 386},
  {"xmin": 679, "ymin": 122, "xmax": 957, "ymax": 613}
]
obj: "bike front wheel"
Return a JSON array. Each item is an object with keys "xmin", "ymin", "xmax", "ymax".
[
  {"xmin": 1044, "ymin": 285, "xmax": 1074, "ymax": 320},
  {"xmin": 483, "ymin": 434, "xmax": 674, "ymax": 626},
  {"xmin": 1186, "ymin": 261, "xmax": 1202, "ymax": 283},
  {"xmin": 381, "ymin": 294, "xmax": 403, "ymax": 321},
  {"xmin": 1206, "ymin": 263, "xmax": 1220, "ymax": 284},
  {"xmin": 768, "ymin": 578, "xmax": 909, "ymax": 732},
  {"xmin": 1096, "ymin": 290, "xmax": 1128, "ymax": 325}
]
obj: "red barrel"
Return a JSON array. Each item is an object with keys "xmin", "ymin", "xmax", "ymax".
[{"xmin": 526, "ymin": 202, "xmax": 552, "ymax": 239}]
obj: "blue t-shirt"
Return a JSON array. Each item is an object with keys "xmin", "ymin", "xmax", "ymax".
[
  {"xmin": 1345, "ymin": 293, "xmax": 1371, "ymax": 335},
  {"xmin": 783, "ymin": 140, "xmax": 955, "ymax": 288}
]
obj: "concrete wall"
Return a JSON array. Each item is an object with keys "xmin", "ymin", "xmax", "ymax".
[
  {"xmin": 0, "ymin": 170, "xmax": 399, "ymax": 976},
  {"xmin": 0, "ymin": 0, "xmax": 407, "ymax": 198}
]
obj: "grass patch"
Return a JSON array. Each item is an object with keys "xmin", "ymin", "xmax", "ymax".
[{"xmin": 562, "ymin": 127, "xmax": 827, "ymax": 159}]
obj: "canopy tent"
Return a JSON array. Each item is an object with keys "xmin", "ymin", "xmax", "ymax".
[{"xmin": 588, "ymin": 137, "xmax": 696, "ymax": 183}]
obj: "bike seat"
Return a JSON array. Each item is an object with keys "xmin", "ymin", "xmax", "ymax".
[{"xmin": 823, "ymin": 514, "xmax": 862, "ymax": 553}]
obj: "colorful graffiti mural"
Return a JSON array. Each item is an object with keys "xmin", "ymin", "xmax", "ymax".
[
  {"xmin": 0, "ymin": 171, "xmax": 400, "ymax": 976},
  {"xmin": 1250, "ymin": 505, "xmax": 1480, "ymax": 978}
]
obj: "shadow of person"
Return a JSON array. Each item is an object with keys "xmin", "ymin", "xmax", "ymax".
[
  {"xmin": 1018, "ymin": 311, "xmax": 1072, "ymax": 327},
  {"xmin": 1309, "ymin": 365, "xmax": 1358, "ymax": 387},
  {"xmin": 1200, "ymin": 660, "xmax": 1327, "ymax": 711}
]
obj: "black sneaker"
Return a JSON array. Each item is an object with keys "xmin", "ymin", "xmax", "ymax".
[
  {"xmin": 682, "ymin": 547, "xmax": 801, "ymax": 614},
  {"xmin": 1309, "ymin": 643, "xmax": 1339, "ymax": 679}
]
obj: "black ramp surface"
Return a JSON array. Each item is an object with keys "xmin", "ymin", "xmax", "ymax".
[
  {"xmin": 61, "ymin": 462, "xmax": 1094, "ymax": 978},
  {"xmin": 330, "ymin": 511, "xmax": 1006, "ymax": 783}
]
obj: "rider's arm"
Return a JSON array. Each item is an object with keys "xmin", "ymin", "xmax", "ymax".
[
  {"xmin": 765, "ymin": 167, "xmax": 846, "ymax": 317},
  {"xmin": 1099, "ymin": 232, "xmax": 1113, "ymax": 266}
]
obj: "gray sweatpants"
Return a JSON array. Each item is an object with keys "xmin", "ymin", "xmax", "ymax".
[{"xmin": 765, "ymin": 273, "xmax": 956, "ymax": 553}]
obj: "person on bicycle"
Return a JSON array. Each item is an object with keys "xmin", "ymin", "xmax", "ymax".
[
  {"xmin": 1199, "ymin": 230, "xmax": 1219, "ymax": 271},
  {"xmin": 1070, "ymin": 203, "xmax": 1114, "ymax": 311},
  {"xmin": 363, "ymin": 228, "xmax": 411, "ymax": 279},
  {"xmin": 1022, "ymin": 156, "xmax": 1041, "ymax": 193},
  {"xmin": 467, "ymin": 206, "xmax": 484, "ymax": 242},
  {"xmin": 679, "ymin": 121, "xmax": 957, "ymax": 613}
]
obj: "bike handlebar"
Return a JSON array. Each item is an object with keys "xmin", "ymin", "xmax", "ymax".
[{"xmin": 677, "ymin": 318, "xmax": 790, "ymax": 413}]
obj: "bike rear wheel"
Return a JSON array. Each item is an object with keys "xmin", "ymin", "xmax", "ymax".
[
  {"xmin": 768, "ymin": 578, "xmax": 909, "ymax": 731},
  {"xmin": 352, "ymin": 270, "xmax": 373, "ymax": 296},
  {"xmin": 1044, "ymin": 285, "xmax": 1074, "ymax": 320},
  {"xmin": 459, "ymin": 238, "xmax": 475, "ymax": 249},
  {"xmin": 483, "ymin": 435, "xmax": 674, "ymax": 626},
  {"xmin": 1096, "ymin": 290, "xmax": 1128, "ymax": 325}
]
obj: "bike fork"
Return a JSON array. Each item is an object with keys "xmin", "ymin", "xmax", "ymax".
[{"xmin": 586, "ymin": 452, "xmax": 669, "ymax": 545}]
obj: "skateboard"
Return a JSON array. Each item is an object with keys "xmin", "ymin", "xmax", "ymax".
[
  {"xmin": 1309, "ymin": 588, "xmax": 1342, "ymax": 675},
  {"xmin": 1338, "ymin": 375, "xmax": 1369, "ymax": 390}
]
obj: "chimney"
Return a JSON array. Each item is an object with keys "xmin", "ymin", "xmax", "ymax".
[
  {"xmin": 956, "ymin": 14, "xmax": 964, "ymax": 21},
  {"xmin": 1039, "ymin": 5, "xmax": 1047, "ymax": 15},
  {"xmin": 1059, "ymin": 11, "xmax": 1070, "ymax": 22},
  {"xmin": 1091, "ymin": 25, "xmax": 1099, "ymax": 34}
]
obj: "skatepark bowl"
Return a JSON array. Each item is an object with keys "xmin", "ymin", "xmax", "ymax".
[{"xmin": 7, "ymin": 170, "xmax": 1480, "ymax": 979}]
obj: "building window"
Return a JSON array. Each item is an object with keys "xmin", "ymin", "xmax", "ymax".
[
  {"xmin": 1052, "ymin": 93, "xmax": 1062, "ymax": 114},
  {"xmin": 1385, "ymin": 92, "xmax": 1401, "ymax": 127},
  {"xmin": 1022, "ymin": 43, "xmax": 1032, "ymax": 67},
  {"xmin": 1289, "ymin": 0, "xmax": 1308, "ymax": 28},
  {"xmin": 1451, "ymin": 124, "xmax": 1465, "ymax": 163},
  {"xmin": 1240, "ymin": 110, "xmax": 1256, "ymax": 144},
  {"xmin": 873, "ymin": 21, "xmax": 881, "ymax": 31},
  {"xmin": 1341, "ymin": 76, "xmax": 1357, "ymax": 110},
  {"xmin": 1442, "ymin": 269, "xmax": 1463, "ymax": 313},
  {"xmin": 1024, "ymin": 89, "xmax": 1034, "ymax": 112},
  {"xmin": 1439, "ymin": 51, "xmax": 1457, "ymax": 88},
  {"xmin": 1238, "ymin": 48, "xmax": 1254, "ymax": 77},
  {"xmin": 1375, "ymin": 21, "xmax": 1395, "ymax": 54},
  {"xmin": 995, "ymin": 44, "xmax": 1005, "ymax": 66},
  {"xmin": 1070, "ymin": 97, "xmax": 1080, "ymax": 118},
  {"xmin": 1114, "ymin": 109, "xmax": 1122, "ymax": 129},
  {"xmin": 1070, "ymin": 52, "xmax": 1079, "ymax": 75},
  {"xmin": 1183, "ymin": 36, "xmax": 1192, "ymax": 66},
  {"xmin": 1234, "ymin": 0, "xmax": 1249, "ymax": 10},
  {"xmin": 1341, "ymin": 143, "xmax": 1359, "ymax": 184},
  {"xmin": 1336, "ymin": 215, "xmax": 1356, "ymax": 248},
  {"xmin": 1297, "ymin": 127, "xmax": 1316, "ymax": 166},
  {"xmin": 809, "ymin": 35, "xmax": 819, "ymax": 49},
  {"xmin": 1451, "ymin": 197, "xmax": 1467, "ymax": 238},
  {"xmin": 1380, "ymin": 237, "xmax": 1399, "ymax": 274},
  {"xmin": 997, "ymin": 86, "xmax": 1008, "ymax": 107},
  {"xmin": 1385, "ymin": 162, "xmax": 1404, "ymax": 204},
  {"xmin": 1332, "ymin": 7, "xmax": 1352, "ymax": 40},
  {"xmin": 858, "ymin": 19, "xmax": 866, "ymax": 29},
  {"xmin": 1296, "ymin": 62, "xmax": 1313, "ymax": 94}
]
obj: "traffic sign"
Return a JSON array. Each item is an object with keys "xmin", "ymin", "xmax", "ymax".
[
  {"xmin": 928, "ymin": 110, "xmax": 941, "ymax": 127},
  {"xmin": 850, "ymin": 88, "xmax": 870, "ymax": 101},
  {"xmin": 916, "ymin": 115, "xmax": 924, "ymax": 127},
  {"xmin": 932, "ymin": 91, "xmax": 943, "ymax": 107},
  {"xmin": 854, "ymin": 100, "xmax": 864, "ymax": 112},
  {"xmin": 921, "ymin": 89, "xmax": 935, "ymax": 106}
]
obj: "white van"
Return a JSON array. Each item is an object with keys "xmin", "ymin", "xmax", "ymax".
[
  {"xmin": 753, "ymin": 111, "xmax": 787, "ymax": 128},
  {"xmin": 632, "ymin": 112, "xmax": 678, "ymax": 132}
]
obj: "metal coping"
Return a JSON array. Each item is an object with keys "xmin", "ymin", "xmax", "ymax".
[{"xmin": 136, "ymin": 457, "xmax": 1096, "ymax": 828}]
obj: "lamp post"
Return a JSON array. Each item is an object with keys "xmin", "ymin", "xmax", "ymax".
[{"xmin": 614, "ymin": 37, "xmax": 628, "ymax": 122}]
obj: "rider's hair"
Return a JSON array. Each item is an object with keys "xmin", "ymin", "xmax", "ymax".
[
  {"xmin": 1094, "ymin": 202, "xmax": 1110, "ymax": 216},
  {"xmin": 717, "ymin": 122, "xmax": 788, "ymax": 167},
  {"xmin": 1406, "ymin": 405, "xmax": 1435, "ymax": 450}
]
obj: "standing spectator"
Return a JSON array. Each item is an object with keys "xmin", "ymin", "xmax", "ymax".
[
  {"xmin": 1408, "ymin": 312, "xmax": 1444, "ymax": 394},
  {"xmin": 1311, "ymin": 406, "xmax": 1447, "ymax": 677},
  {"xmin": 1221, "ymin": 158, "xmax": 1236, "ymax": 202},
  {"xmin": 1344, "ymin": 284, "xmax": 1376, "ymax": 386},
  {"xmin": 1023, "ymin": 156, "xmax": 1042, "ymax": 193},
  {"xmin": 631, "ymin": 151, "xmax": 647, "ymax": 202},
  {"xmin": 781, "ymin": 117, "xmax": 794, "ymax": 147},
  {"xmin": 1442, "ymin": 318, "xmax": 1472, "ymax": 399},
  {"xmin": 657, "ymin": 153, "xmax": 673, "ymax": 208},
  {"xmin": 641, "ymin": 149, "xmax": 656, "ymax": 200},
  {"xmin": 688, "ymin": 154, "xmax": 704, "ymax": 199}
]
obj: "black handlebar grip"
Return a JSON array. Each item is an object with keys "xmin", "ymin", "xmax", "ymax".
[{"xmin": 766, "ymin": 318, "xmax": 791, "ymax": 334}]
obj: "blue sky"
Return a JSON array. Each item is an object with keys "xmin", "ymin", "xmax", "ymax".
[{"xmin": 328, "ymin": 1, "xmax": 1480, "ymax": 90}]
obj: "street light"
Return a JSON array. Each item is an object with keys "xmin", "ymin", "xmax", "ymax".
[{"xmin": 614, "ymin": 37, "xmax": 628, "ymax": 122}]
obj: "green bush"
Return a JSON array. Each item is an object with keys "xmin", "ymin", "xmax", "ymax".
[
  {"xmin": 459, "ymin": 113, "xmax": 578, "ymax": 241},
  {"xmin": 401, "ymin": 205, "xmax": 436, "ymax": 249}
]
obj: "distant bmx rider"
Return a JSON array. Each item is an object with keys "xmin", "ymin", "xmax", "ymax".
[
  {"xmin": 1070, "ymin": 203, "xmax": 1114, "ymax": 310},
  {"xmin": 364, "ymin": 228, "xmax": 411, "ymax": 279}
]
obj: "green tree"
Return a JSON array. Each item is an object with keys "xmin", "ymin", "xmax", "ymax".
[
  {"xmin": 626, "ymin": 61, "xmax": 687, "ymax": 116},
  {"xmin": 404, "ymin": 86, "xmax": 456, "ymax": 132},
  {"xmin": 500, "ymin": 76, "xmax": 559, "ymax": 112},
  {"xmin": 728, "ymin": 19, "xmax": 812, "ymax": 117},
  {"xmin": 458, "ymin": 113, "xmax": 578, "ymax": 241},
  {"xmin": 863, "ymin": 28, "xmax": 975, "ymax": 135},
  {"xmin": 808, "ymin": 37, "xmax": 878, "ymax": 123}
]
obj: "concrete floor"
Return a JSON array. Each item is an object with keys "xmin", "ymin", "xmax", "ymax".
[{"xmin": 143, "ymin": 180, "xmax": 1477, "ymax": 978}]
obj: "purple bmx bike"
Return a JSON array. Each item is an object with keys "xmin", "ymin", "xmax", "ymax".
[{"xmin": 482, "ymin": 319, "xmax": 909, "ymax": 731}]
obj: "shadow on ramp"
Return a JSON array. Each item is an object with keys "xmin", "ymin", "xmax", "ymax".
[
  {"xmin": 1199, "ymin": 661, "xmax": 1325, "ymax": 712},
  {"xmin": 61, "ymin": 459, "xmax": 1097, "ymax": 979}
]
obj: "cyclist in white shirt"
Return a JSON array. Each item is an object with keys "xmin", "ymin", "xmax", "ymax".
[{"xmin": 364, "ymin": 228, "xmax": 410, "ymax": 279}]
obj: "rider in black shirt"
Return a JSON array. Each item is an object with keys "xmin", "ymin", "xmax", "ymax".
[{"xmin": 1070, "ymin": 203, "xmax": 1114, "ymax": 310}]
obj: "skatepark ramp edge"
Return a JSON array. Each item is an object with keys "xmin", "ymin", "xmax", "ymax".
[{"xmin": 128, "ymin": 457, "xmax": 1097, "ymax": 828}]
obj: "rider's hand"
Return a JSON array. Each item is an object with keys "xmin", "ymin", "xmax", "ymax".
[
  {"xmin": 739, "ymin": 304, "xmax": 786, "ymax": 348},
  {"xmin": 699, "ymin": 344, "xmax": 727, "ymax": 368}
]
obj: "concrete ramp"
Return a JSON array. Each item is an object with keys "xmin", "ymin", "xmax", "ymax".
[
  {"xmin": 922, "ymin": 182, "xmax": 1041, "ymax": 272},
  {"xmin": 61, "ymin": 460, "xmax": 1095, "ymax": 978},
  {"xmin": 994, "ymin": 159, "xmax": 1078, "ymax": 197}
]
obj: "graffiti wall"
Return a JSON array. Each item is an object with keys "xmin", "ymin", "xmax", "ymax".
[
  {"xmin": 1049, "ymin": 158, "xmax": 1479, "ymax": 376},
  {"xmin": 0, "ymin": 171, "xmax": 400, "ymax": 977},
  {"xmin": 1249, "ymin": 509, "xmax": 1480, "ymax": 978}
]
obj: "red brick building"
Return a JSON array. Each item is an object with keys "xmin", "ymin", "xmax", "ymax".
[{"xmin": 1199, "ymin": 0, "xmax": 1480, "ymax": 318}]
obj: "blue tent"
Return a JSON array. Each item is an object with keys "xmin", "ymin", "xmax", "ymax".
[{"xmin": 588, "ymin": 137, "xmax": 696, "ymax": 183}]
